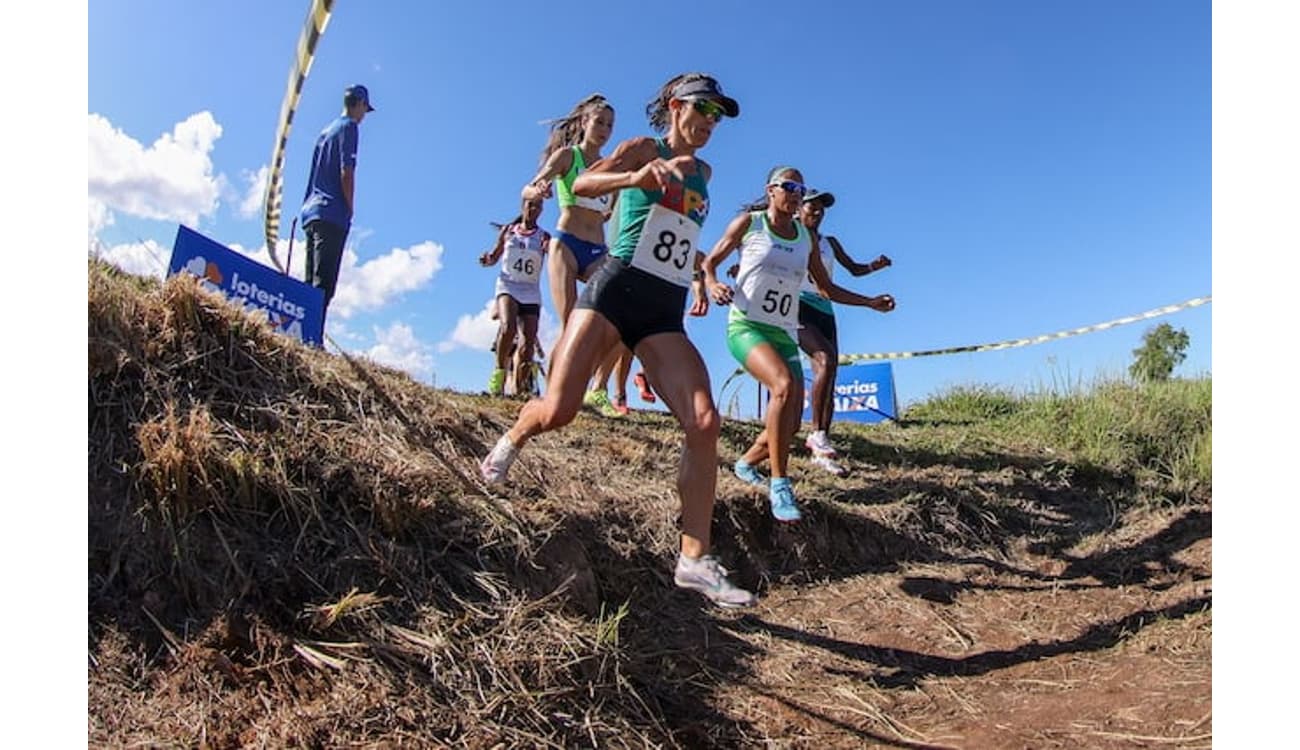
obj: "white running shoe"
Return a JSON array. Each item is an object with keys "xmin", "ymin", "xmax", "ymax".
[
  {"xmin": 674, "ymin": 553, "xmax": 757, "ymax": 608},
  {"xmin": 805, "ymin": 430, "xmax": 839, "ymax": 458},
  {"xmin": 810, "ymin": 453, "xmax": 848, "ymax": 477},
  {"xmin": 479, "ymin": 435, "xmax": 519, "ymax": 485}
]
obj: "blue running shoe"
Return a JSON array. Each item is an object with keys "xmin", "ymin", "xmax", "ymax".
[
  {"xmin": 769, "ymin": 477, "xmax": 802, "ymax": 522},
  {"xmin": 733, "ymin": 460, "xmax": 766, "ymax": 487}
]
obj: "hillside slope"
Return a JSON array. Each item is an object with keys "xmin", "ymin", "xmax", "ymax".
[{"xmin": 88, "ymin": 261, "xmax": 1211, "ymax": 748}]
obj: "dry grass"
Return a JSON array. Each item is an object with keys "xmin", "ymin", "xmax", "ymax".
[{"xmin": 88, "ymin": 260, "xmax": 1211, "ymax": 747}]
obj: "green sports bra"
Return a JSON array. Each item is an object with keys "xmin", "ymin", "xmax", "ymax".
[{"xmin": 555, "ymin": 145, "xmax": 613, "ymax": 216}]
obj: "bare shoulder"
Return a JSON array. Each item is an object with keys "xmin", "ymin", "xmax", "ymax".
[
  {"xmin": 592, "ymin": 136, "xmax": 659, "ymax": 172},
  {"xmin": 695, "ymin": 158, "xmax": 713, "ymax": 183}
]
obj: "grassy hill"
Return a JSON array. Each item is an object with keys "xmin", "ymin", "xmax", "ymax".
[{"xmin": 88, "ymin": 260, "xmax": 1211, "ymax": 748}]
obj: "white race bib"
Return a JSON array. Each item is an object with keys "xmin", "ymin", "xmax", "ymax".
[
  {"xmin": 744, "ymin": 268, "xmax": 801, "ymax": 329},
  {"xmin": 629, "ymin": 203, "xmax": 699, "ymax": 286},
  {"xmin": 573, "ymin": 191, "xmax": 613, "ymax": 216},
  {"xmin": 502, "ymin": 238, "xmax": 543, "ymax": 284}
]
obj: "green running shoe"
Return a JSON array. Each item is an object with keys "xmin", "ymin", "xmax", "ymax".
[
  {"xmin": 583, "ymin": 388, "xmax": 623, "ymax": 418},
  {"xmin": 487, "ymin": 368, "xmax": 506, "ymax": 396}
]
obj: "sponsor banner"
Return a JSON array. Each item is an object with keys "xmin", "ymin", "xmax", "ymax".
[
  {"xmin": 803, "ymin": 361, "xmax": 898, "ymax": 424},
  {"xmin": 168, "ymin": 225, "xmax": 324, "ymax": 346}
]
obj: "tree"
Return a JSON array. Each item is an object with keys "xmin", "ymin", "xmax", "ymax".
[{"xmin": 1129, "ymin": 322, "xmax": 1190, "ymax": 382}]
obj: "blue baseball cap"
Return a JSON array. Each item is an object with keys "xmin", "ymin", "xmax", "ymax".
[{"xmin": 345, "ymin": 84, "xmax": 376, "ymax": 112}]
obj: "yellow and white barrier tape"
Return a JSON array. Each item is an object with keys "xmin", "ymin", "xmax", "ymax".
[
  {"xmin": 839, "ymin": 295, "xmax": 1211, "ymax": 363},
  {"xmin": 263, "ymin": 0, "xmax": 336, "ymax": 272},
  {"xmin": 718, "ymin": 295, "xmax": 1211, "ymax": 400}
]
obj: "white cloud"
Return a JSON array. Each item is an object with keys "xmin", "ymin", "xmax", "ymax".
[
  {"xmin": 437, "ymin": 300, "xmax": 560, "ymax": 356},
  {"xmin": 88, "ymin": 197, "xmax": 115, "ymax": 255},
  {"xmin": 236, "ymin": 165, "xmax": 269, "ymax": 219},
  {"xmin": 438, "ymin": 299, "xmax": 498, "ymax": 353},
  {"xmin": 88, "ymin": 111, "xmax": 225, "ymax": 227},
  {"xmin": 92, "ymin": 239, "xmax": 168, "ymax": 279},
  {"xmin": 329, "ymin": 240, "xmax": 445, "ymax": 319},
  {"xmin": 363, "ymin": 322, "xmax": 434, "ymax": 382}
]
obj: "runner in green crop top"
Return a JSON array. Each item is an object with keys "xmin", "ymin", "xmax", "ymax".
[
  {"xmin": 520, "ymin": 94, "xmax": 641, "ymax": 418},
  {"xmin": 522, "ymin": 94, "xmax": 615, "ymax": 330},
  {"xmin": 482, "ymin": 73, "xmax": 758, "ymax": 609}
]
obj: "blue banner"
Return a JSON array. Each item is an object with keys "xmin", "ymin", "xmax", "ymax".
[
  {"xmin": 802, "ymin": 361, "xmax": 899, "ymax": 423},
  {"xmin": 167, "ymin": 225, "xmax": 324, "ymax": 346}
]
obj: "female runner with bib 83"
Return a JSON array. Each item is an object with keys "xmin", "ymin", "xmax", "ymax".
[{"xmin": 480, "ymin": 73, "xmax": 759, "ymax": 609}]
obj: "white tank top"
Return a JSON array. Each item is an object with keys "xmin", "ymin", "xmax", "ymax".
[
  {"xmin": 499, "ymin": 225, "xmax": 548, "ymax": 285},
  {"xmin": 731, "ymin": 211, "xmax": 812, "ymax": 332},
  {"xmin": 801, "ymin": 230, "xmax": 837, "ymax": 295}
]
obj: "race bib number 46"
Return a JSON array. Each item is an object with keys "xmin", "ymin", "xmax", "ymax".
[
  {"xmin": 630, "ymin": 203, "xmax": 699, "ymax": 287},
  {"xmin": 503, "ymin": 243, "xmax": 543, "ymax": 284}
]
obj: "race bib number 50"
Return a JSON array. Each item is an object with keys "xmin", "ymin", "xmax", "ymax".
[
  {"xmin": 745, "ymin": 270, "xmax": 800, "ymax": 330},
  {"xmin": 630, "ymin": 203, "xmax": 699, "ymax": 287}
]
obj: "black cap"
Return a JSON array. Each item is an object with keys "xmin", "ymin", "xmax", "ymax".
[
  {"xmin": 345, "ymin": 84, "xmax": 376, "ymax": 112},
  {"xmin": 671, "ymin": 77, "xmax": 739, "ymax": 118},
  {"xmin": 803, "ymin": 189, "xmax": 836, "ymax": 208}
]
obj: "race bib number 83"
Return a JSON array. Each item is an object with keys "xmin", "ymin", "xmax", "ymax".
[{"xmin": 630, "ymin": 203, "xmax": 699, "ymax": 287}]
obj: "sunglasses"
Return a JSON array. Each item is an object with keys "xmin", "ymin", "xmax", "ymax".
[
  {"xmin": 690, "ymin": 98, "xmax": 726, "ymax": 122},
  {"xmin": 769, "ymin": 180, "xmax": 807, "ymax": 196}
]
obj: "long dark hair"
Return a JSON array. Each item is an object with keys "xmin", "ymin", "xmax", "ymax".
[{"xmin": 537, "ymin": 93, "xmax": 613, "ymax": 168}]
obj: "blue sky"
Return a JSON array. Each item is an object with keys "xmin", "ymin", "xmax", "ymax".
[
  {"xmin": 86, "ymin": 0, "xmax": 1213, "ymax": 410},
  {"xmin": 11, "ymin": 3, "xmax": 1291, "ymax": 743}
]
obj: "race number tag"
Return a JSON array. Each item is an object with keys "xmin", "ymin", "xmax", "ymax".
[
  {"xmin": 574, "ymin": 191, "xmax": 613, "ymax": 217},
  {"xmin": 630, "ymin": 203, "xmax": 699, "ymax": 286},
  {"xmin": 502, "ymin": 239, "xmax": 543, "ymax": 284},
  {"xmin": 745, "ymin": 269, "xmax": 800, "ymax": 330}
]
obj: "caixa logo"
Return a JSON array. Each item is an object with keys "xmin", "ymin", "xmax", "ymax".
[
  {"xmin": 180, "ymin": 255, "xmax": 309, "ymax": 340},
  {"xmin": 170, "ymin": 225, "xmax": 323, "ymax": 346},
  {"xmin": 833, "ymin": 380, "xmax": 881, "ymax": 412}
]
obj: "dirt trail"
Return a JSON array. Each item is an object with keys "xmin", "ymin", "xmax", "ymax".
[
  {"xmin": 713, "ymin": 517, "xmax": 1211, "ymax": 748},
  {"xmin": 87, "ymin": 265, "xmax": 1212, "ymax": 748}
]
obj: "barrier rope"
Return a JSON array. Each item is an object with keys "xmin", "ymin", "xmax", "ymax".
[
  {"xmin": 263, "ymin": 0, "xmax": 336, "ymax": 272},
  {"xmin": 718, "ymin": 295, "xmax": 1211, "ymax": 404}
]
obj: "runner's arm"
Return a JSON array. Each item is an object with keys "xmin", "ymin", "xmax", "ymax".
[
  {"xmin": 701, "ymin": 213, "xmax": 751, "ymax": 306},
  {"xmin": 808, "ymin": 241, "xmax": 896, "ymax": 311},
  {"xmin": 828, "ymin": 235, "xmax": 891, "ymax": 277},
  {"xmin": 575, "ymin": 137, "xmax": 694, "ymax": 197},
  {"xmin": 521, "ymin": 148, "xmax": 573, "ymax": 201}
]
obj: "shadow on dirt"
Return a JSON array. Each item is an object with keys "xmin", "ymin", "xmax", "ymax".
[{"xmin": 724, "ymin": 594, "xmax": 1211, "ymax": 690}]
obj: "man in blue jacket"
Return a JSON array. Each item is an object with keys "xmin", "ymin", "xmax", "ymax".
[{"xmin": 299, "ymin": 84, "xmax": 376, "ymax": 320}]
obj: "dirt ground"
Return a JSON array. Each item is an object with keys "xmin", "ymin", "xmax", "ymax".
[
  {"xmin": 708, "ymin": 506, "xmax": 1211, "ymax": 749},
  {"xmin": 87, "ymin": 267, "xmax": 1212, "ymax": 747}
]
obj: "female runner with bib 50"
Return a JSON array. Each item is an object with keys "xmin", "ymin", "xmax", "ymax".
[
  {"xmin": 702, "ymin": 167, "xmax": 895, "ymax": 523},
  {"xmin": 480, "ymin": 73, "xmax": 759, "ymax": 608}
]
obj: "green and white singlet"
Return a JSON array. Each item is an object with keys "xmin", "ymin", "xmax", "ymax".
[{"xmin": 729, "ymin": 211, "xmax": 813, "ymax": 333}]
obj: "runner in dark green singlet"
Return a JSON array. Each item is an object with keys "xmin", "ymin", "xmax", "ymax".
[{"xmin": 481, "ymin": 73, "xmax": 756, "ymax": 608}]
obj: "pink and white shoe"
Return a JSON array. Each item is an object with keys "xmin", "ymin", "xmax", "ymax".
[
  {"xmin": 480, "ymin": 435, "xmax": 519, "ymax": 485},
  {"xmin": 805, "ymin": 430, "xmax": 839, "ymax": 458}
]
